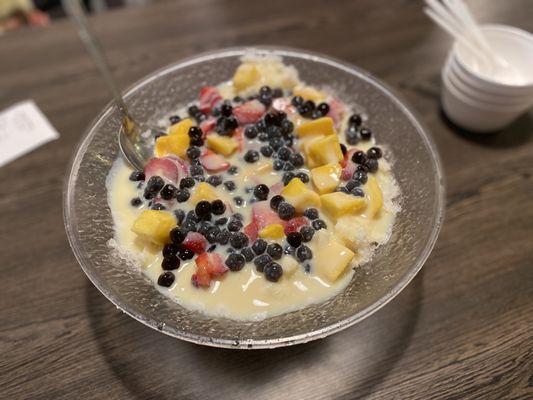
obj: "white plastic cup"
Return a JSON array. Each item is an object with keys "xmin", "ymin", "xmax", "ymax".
[
  {"xmin": 442, "ymin": 67, "xmax": 531, "ymax": 132},
  {"xmin": 446, "ymin": 56, "xmax": 533, "ymax": 108},
  {"xmin": 453, "ymin": 25, "xmax": 533, "ymax": 94},
  {"xmin": 441, "ymin": 24, "xmax": 533, "ymax": 132}
]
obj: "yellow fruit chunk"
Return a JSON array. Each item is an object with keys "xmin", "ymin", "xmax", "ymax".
[
  {"xmin": 306, "ymin": 134, "xmax": 343, "ymax": 168},
  {"xmin": 258, "ymin": 224, "xmax": 285, "ymax": 239},
  {"xmin": 206, "ymin": 134, "xmax": 238, "ymax": 156},
  {"xmin": 314, "ymin": 230, "xmax": 355, "ymax": 282},
  {"xmin": 155, "ymin": 132, "xmax": 190, "ymax": 158},
  {"xmin": 293, "ymin": 86, "xmax": 327, "ymax": 102},
  {"xmin": 311, "ymin": 163, "xmax": 342, "ymax": 194},
  {"xmin": 242, "ymin": 161, "xmax": 273, "ymax": 184},
  {"xmin": 296, "ymin": 117, "xmax": 336, "ymax": 138},
  {"xmin": 233, "ymin": 63, "xmax": 261, "ymax": 92},
  {"xmin": 132, "ymin": 210, "xmax": 176, "ymax": 245},
  {"xmin": 154, "ymin": 135, "xmax": 171, "ymax": 157},
  {"xmin": 155, "ymin": 118, "xmax": 194, "ymax": 157},
  {"xmin": 320, "ymin": 192, "xmax": 366, "ymax": 220},
  {"xmin": 168, "ymin": 118, "xmax": 194, "ymax": 136},
  {"xmin": 281, "ymin": 178, "xmax": 321, "ymax": 213},
  {"xmin": 190, "ymin": 182, "xmax": 218, "ymax": 204},
  {"xmin": 365, "ymin": 175, "xmax": 383, "ymax": 218},
  {"xmin": 299, "ymin": 135, "xmax": 323, "ymax": 157}
]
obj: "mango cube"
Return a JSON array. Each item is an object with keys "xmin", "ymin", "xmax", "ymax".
[
  {"xmin": 155, "ymin": 132, "xmax": 190, "ymax": 158},
  {"xmin": 154, "ymin": 135, "xmax": 171, "ymax": 158},
  {"xmin": 242, "ymin": 161, "xmax": 272, "ymax": 184},
  {"xmin": 314, "ymin": 230, "xmax": 355, "ymax": 282},
  {"xmin": 293, "ymin": 86, "xmax": 327, "ymax": 102},
  {"xmin": 190, "ymin": 182, "xmax": 218, "ymax": 204},
  {"xmin": 131, "ymin": 210, "xmax": 176, "ymax": 245},
  {"xmin": 311, "ymin": 163, "xmax": 342, "ymax": 194},
  {"xmin": 306, "ymin": 134, "xmax": 343, "ymax": 168},
  {"xmin": 233, "ymin": 63, "xmax": 261, "ymax": 92},
  {"xmin": 320, "ymin": 192, "xmax": 366, "ymax": 220},
  {"xmin": 296, "ymin": 117, "xmax": 336, "ymax": 138},
  {"xmin": 258, "ymin": 224, "xmax": 285, "ymax": 239},
  {"xmin": 168, "ymin": 118, "xmax": 194, "ymax": 136},
  {"xmin": 299, "ymin": 135, "xmax": 323, "ymax": 157},
  {"xmin": 281, "ymin": 178, "xmax": 321, "ymax": 213},
  {"xmin": 365, "ymin": 175, "xmax": 383, "ymax": 218},
  {"xmin": 206, "ymin": 134, "xmax": 238, "ymax": 156}
]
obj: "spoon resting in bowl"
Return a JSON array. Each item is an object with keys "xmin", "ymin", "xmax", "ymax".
[{"xmin": 64, "ymin": 0, "xmax": 157, "ymax": 170}]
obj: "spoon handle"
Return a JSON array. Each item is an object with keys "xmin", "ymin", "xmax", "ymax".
[{"xmin": 64, "ymin": 0, "xmax": 136, "ymax": 136}]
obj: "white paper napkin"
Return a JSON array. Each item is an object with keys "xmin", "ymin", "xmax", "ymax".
[{"xmin": 0, "ymin": 100, "xmax": 60, "ymax": 167}]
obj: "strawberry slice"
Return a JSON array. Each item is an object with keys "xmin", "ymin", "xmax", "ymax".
[
  {"xmin": 243, "ymin": 222, "xmax": 258, "ymax": 241},
  {"xmin": 191, "ymin": 252, "xmax": 228, "ymax": 288},
  {"xmin": 341, "ymin": 148, "xmax": 358, "ymax": 180},
  {"xmin": 252, "ymin": 201, "xmax": 286, "ymax": 231},
  {"xmin": 233, "ymin": 100, "xmax": 265, "ymax": 125},
  {"xmin": 183, "ymin": 232, "xmax": 208, "ymax": 254},
  {"xmin": 341, "ymin": 166, "xmax": 356, "ymax": 181},
  {"xmin": 340, "ymin": 148, "xmax": 357, "ymax": 168},
  {"xmin": 203, "ymin": 252, "xmax": 227, "ymax": 276},
  {"xmin": 199, "ymin": 149, "xmax": 230, "ymax": 172},
  {"xmin": 144, "ymin": 157, "xmax": 183, "ymax": 182},
  {"xmin": 166, "ymin": 155, "xmax": 189, "ymax": 177},
  {"xmin": 284, "ymin": 216, "xmax": 309, "ymax": 234},
  {"xmin": 327, "ymin": 97, "xmax": 346, "ymax": 128},
  {"xmin": 234, "ymin": 126, "xmax": 244, "ymax": 152},
  {"xmin": 270, "ymin": 182, "xmax": 284, "ymax": 195},
  {"xmin": 272, "ymin": 98, "xmax": 297, "ymax": 116},
  {"xmin": 200, "ymin": 117, "xmax": 216, "ymax": 137},
  {"xmin": 199, "ymin": 86, "xmax": 223, "ymax": 113},
  {"xmin": 191, "ymin": 263, "xmax": 211, "ymax": 287}
]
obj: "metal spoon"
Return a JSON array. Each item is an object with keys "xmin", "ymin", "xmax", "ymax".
[{"xmin": 64, "ymin": 0, "xmax": 157, "ymax": 171}]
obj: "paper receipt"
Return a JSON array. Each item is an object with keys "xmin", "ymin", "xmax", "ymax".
[{"xmin": 0, "ymin": 100, "xmax": 60, "ymax": 168}]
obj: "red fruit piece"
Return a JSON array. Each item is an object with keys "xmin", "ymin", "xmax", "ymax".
[
  {"xmin": 243, "ymin": 222, "xmax": 258, "ymax": 241},
  {"xmin": 199, "ymin": 86, "xmax": 223, "ymax": 113},
  {"xmin": 203, "ymin": 252, "xmax": 228, "ymax": 276},
  {"xmin": 270, "ymin": 182, "xmax": 284, "ymax": 195},
  {"xmin": 234, "ymin": 126, "xmax": 244, "ymax": 152},
  {"xmin": 191, "ymin": 263, "xmax": 211, "ymax": 287},
  {"xmin": 200, "ymin": 117, "xmax": 216, "ymax": 136},
  {"xmin": 327, "ymin": 97, "xmax": 346, "ymax": 128},
  {"xmin": 341, "ymin": 164, "xmax": 356, "ymax": 181},
  {"xmin": 191, "ymin": 252, "xmax": 228, "ymax": 288},
  {"xmin": 233, "ymin": 100, "xmax": 266, "ymax": 125},
  {"xmin": 340, "ymin": 148, "xmax": 358, "ymax": 168},
  {"xmin": 166, "ymin": 155, "xmax": 190, "ymax": 177},
  {"xmin": 340, "ymin": 148, "xmax": 358, "ymax": 181},
  {"xmin": 284, "ymin": 216, "xmax": 309, "ymax": 234},
  {"xmin": 272, "ymin": 98, "xmax": 297, "ymax": 116},
  {"xmin": 144, "ymin": 157, "xmax": 183, "ymax": 182},
  {"xmin": 183, "ymin": 232, "xmax": 208, "ymax": 254},
  {"xmin": 252, "ymin": 201, "xmax": 286, "ymax": 231},
  {"xmin": 199, "ymin": 149, "xmax": 230, "ymax": 172}
]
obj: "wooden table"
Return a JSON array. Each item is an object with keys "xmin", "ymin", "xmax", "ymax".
[{"xmin": 1, "ymin": 1, "xmax": 532, "ymax": 398}]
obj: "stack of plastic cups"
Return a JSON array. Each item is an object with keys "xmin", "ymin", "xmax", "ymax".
[{"xmin": 441, "ymin": 24, "xmax": 533, "ymax": 133}]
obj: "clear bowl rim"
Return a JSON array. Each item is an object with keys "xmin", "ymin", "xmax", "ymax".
[{"xmin": 63, "ymin": 46, "xmax": 445, "ymax": 349}]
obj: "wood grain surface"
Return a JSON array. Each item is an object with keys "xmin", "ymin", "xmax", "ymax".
[{"xmin": 1, "ymin": 0, "xmax": 532, "ymax": 399}]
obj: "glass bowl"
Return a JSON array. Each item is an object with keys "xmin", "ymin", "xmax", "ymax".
[{"xmin": 64, "ymin": 47, "xmax": 444, "ymax": 349}]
